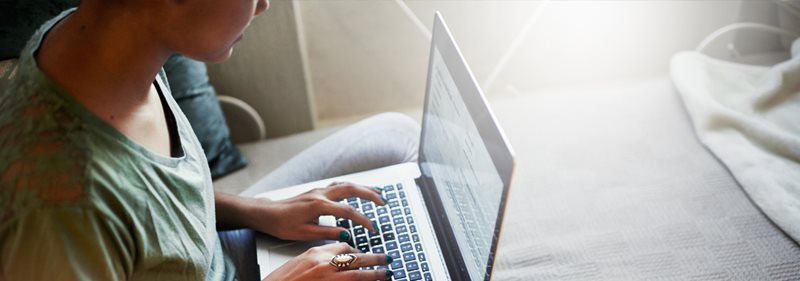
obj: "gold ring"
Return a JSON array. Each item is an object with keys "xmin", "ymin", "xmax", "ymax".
[{"xmin": 329, "ymin": 253, "xmax": 358, "ymax": 270}]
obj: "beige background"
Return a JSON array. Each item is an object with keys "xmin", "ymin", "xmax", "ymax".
[{"xmin": 210, "ymin": 0, "xmax": 785, "ymax": 135}]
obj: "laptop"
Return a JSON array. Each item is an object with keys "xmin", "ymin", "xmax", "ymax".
[{"xmin": 254, "ymin": 12, "xmax": 515, "ymax": 281}]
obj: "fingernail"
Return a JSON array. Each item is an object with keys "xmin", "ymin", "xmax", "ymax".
[
  {"xmin": 374, "ymin": 186, "xmax": 384, "ymax": 191},
  {"xmin": 372, "ymin": 222, "xmax": 379, "ymax": 232},
  {"xmin": 381, "ymin": 196, "xmax": 388, "ymax": 203},
  {"xmin": 386, "ymin": 255, "xmax": 393, "ymax": 264},
  {"xmin": 338, "ymin": 231, "xmax": 350, "ymax": 242},
  {"xmin": 385, "ymin": 269, "xmax": 393, "ymax": 277}
]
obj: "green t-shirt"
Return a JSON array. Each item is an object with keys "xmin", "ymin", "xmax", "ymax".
[{"xmin": 0, "ymin": 9, "xmax": 235, "ymax": 281}]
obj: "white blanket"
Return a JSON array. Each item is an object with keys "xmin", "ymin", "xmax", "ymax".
[{"xmin": 670, "ymin": 40, "xmax": 800, "ymax": 242}]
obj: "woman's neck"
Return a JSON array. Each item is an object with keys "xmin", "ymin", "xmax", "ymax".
[{"xmin": 37, "ymin": 6, "xmax": 172, "ymax": 111}]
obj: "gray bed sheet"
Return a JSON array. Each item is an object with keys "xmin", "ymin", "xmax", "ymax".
[{"xmin": 488, "ymin": 77, "xmax": 800, "ymax": 280}]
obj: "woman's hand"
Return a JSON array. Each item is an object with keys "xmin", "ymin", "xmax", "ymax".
[
  {"xmin": 263, "ymin": 243, "xmax": 393, "ymax": 281},
  {"xmin": 245, "ymin": 182, "xmax": 386, "ymax": 241}
]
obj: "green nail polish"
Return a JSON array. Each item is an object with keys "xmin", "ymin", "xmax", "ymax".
[
  {"xmin": 385, "ymin": 269, "xmax": 393, "ymax": 277},
  {"xmin": 386, "ymin": 255, "xmax": 393, "ymax": 264},
  {"xmin": 338, "ymin": 231, "xmax": 350, "ymax": 242},
  {"xmin": 381, "ymin": 196, "xmax": 388, "ymax": 203},
  {"xmin": 372, "ymin": 222, "xmax": 379, "ymax": 232},
  {"xmin": 374, "ymin": 186, "xmax": 384, "ymax": 191}
]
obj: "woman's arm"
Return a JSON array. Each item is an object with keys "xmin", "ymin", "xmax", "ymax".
[
  {"xmin": 214, "ymin": 182, "xmax": 385, "ymax": 241},
  {"xmin": 215, "ymin": 191, "xmax": 260, "ymax": 231}
]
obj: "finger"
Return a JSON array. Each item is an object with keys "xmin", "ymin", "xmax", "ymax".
[
  {"xmin": 348, "ymin": 253, "xmax": 392, "ymax": 269},
  {"xmin": 339, "ymin": 268, "xmax": 394, "ymax": 281},
  {"xmin": 322, "ymin": 201, "xmax": 377, "ymax": 233},
  {"xmin": 302, "ymin": 225, "xmax": 356, "ymax": 243},
  {"xmin": 317, "ymin": 241, "xmax": 359, "ymax": 254},
  {"xmin": 328, "ymin": 181, "xmax": 382, "ymax": 194},
  {"xmin": 325, "ymin": 183, "xmax": 386, "ymax": 206}
]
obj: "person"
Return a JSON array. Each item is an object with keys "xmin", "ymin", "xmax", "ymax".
[{"xmin": 0, "ymin": 0, "xmax": 420, "ymax": 280}]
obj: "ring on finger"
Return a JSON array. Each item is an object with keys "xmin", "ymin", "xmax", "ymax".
[{"xmin": 329, "ymin": 253, "xmax": 358, "ymax": 270}]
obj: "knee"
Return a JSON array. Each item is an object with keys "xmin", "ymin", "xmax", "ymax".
[{"xmin": 366, "ymin": 112, "xmax": 420, "ymax": 139}]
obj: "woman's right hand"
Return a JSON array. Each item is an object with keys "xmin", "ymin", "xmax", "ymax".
[{"xmin": 263, "ymin": 242, "xmax": 394, "ymax": 281}]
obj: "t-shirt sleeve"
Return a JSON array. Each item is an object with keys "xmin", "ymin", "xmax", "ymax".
[{"xmin": 1, "ymin": 206, "xmax": 133, "ymax": 280}]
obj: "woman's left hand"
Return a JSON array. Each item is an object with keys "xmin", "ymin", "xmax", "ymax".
[{"xmin": 243, "ymin": 182, "xmax": 386, "ymax": 241}]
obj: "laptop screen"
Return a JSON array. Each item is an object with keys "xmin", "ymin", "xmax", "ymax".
[{"xmin": 420, "ymin": 44, "xmax": 506, "ymax": 281}]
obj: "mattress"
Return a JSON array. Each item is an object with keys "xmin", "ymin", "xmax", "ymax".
[{"xmin": 487, "ymin": 78, "xmax": 800, "ymax": 280}]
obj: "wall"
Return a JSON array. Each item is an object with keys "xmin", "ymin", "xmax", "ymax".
[
  {"xmin": 210, "ymin": 0, "xmax": 786, "ymax": 132},
  {"xmin": 297, "ymin": 0, "xmax": 755, "ymax": 125}
]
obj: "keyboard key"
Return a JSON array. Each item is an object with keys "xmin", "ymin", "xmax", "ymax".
[
  {"xmin": 397, "ymin": 225, "xmax": 408, "ymax": 234},
  {"xmin": 391, "ymin": 259, "xmax": 403, "ymax": 269},
  {"xmin": 358, "ymin": 244, "xmax": 370, "ymax": 252},
  {"xmin": 354, "ymin": 227, "xmax": 365, "ymax": 236},
  {"xmin": 386, "ymin": 242, "xmax": 398, "ymax": 251},
  {"xmin": 373, "ymin": 246, "xmax": 385, "ymax": 254},
  {"xmin": 347, "ymin": 197, "xmax": 357, "ymax": 204},
  {"xmin": 400, "ymin": 243, "xmax": 413, "ymax": 252},
  {"xmin": 385, "ymin": 185, "xmax": 395, "ymax": 191},
  {"xmin": 366, "ymin": 213, "xmax": 375, "ymax": 219},
  {"xmin": 399, "ymin": 191, "xmax": 406, "ymax": 198},
  {"xmin": 393, "ymin": 217, "xmax": 405, "ymax": 225},
  {"xmin": 391, "ymin": 209, "xmax": 402, "ymax": 217},
  {"xmin": 393, "ymin": 269, "xmax": 406, "ymax": 279},
  {"xmin": 386, "ymin": 193, "xmax": 397, "ymax": 200},
  {"xmin": 383, "ymin": 232, "xmax": 396, "ymax": 241},
  {"xmin": 389, "ymin": 201, "xmax": 400, "ymax": 208},
  {"xmin": 377, "ymin": 208, "xmax": 388, "ymax": 215},
  {"xmin": 424, "ymin": 272, "xmax": 432, "ymax": 281},
  {"xmin": 415, "ymin": 243, "xmax": 423, "ymax": 252},
  {"xmin": 337, "ymin": 219, "xmax": 350, "ymax": 228},
  {"xmin": 403, "ymin": 252, "xmax": 416, "ymax": 261},
  {"xmin": 421, "ymin": 262, "xmax": 429, "ymax": 272},
  {"xmin": 398, "ymin": 234, "xmax": 410, "ymax": 243},
  {"xmin": 410, "ymin": 225, "xmax": 417, "ymax": 233},
  {"xmin": 397, "ymin": 183, "xmax": 404, "ymax": 190},
  {"xmin": 404, "ymin": 208, "xmax": 412, "ymax": 215},
  {"xmin": 381, "ymin": 224, "xmax": 393, "ymax": 232},
  {"xmin": 363, "ymin": 204, "xmax": 373, "ymax": 211},
  {"xmin": 349, "ymin": 203, "xmax": 358, "ymax": 209},
  {"xmin": 409, "ymin": 270, "xmax": 422, "ymax": 281},
  {"xmin": 412, "ymin": 234, "xmax": 420, "ymax": 242},
  {"xmin": 407, "ymin": 216, "xmax": 414, "ymax": 224},
  {"xmin": 418, "ymin": 253, "xmax": 426, "ymax": 262},
  {"xmin": 379, "ymin": 216, "xmax": 390, "ymax": 224},
  {"xmin": 388, "ymin": 250, "xmax": 401, "ymax": 260},
  {"xmin": 402, "ymin": 199, "xmax": 409, "ymax": 207},
  {"xmin": 370, "ymin": 238, "xmax": 382, "ymax": 246},
  {"xmin": 407, "ymin": 261, "xmax": 419, "ymax": 271},
  {"xmin": 356, "ymin": 236, "xmax": 368, "ymax": 245}
]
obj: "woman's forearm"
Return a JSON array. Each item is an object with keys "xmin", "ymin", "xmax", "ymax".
[{"xmin": 214, "ymin": 192, "xmax": 265, "ymax": 230}]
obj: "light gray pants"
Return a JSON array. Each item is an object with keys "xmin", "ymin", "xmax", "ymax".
[
  {"xmin": 221, "ymin": 112, "xmax": 420, "ymax": 281},
  {"xmin": 239, "ymin": 112, "xmax": 420, "ymax": 197}
]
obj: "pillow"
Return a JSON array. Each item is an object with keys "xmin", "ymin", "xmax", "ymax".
[
  {"xmin": 164, "ymin": 54, "xmax": 248, "ymax": 179},
  {"xmin": 0, "ymin": 0, "xmax": 79, "ymax": 60}
]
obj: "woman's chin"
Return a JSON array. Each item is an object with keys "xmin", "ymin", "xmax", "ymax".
[{"xmin": 203, "ymin": 47, "xmax": 235, "ymax": 64}]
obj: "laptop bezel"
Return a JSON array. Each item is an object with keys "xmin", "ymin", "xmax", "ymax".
[{"xmin": 416, "ymin": 12, "xmax": 516, "ymax": 281}]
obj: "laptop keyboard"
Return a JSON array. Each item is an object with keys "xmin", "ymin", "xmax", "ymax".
[{"xmin": 337, "ymin": 183, "xmax": 433, "ymax": 281}]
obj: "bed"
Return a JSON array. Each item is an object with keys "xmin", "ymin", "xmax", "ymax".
[{"xmin": 487, "ymin": 77, "xmax": 799, "ymax": 280}]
